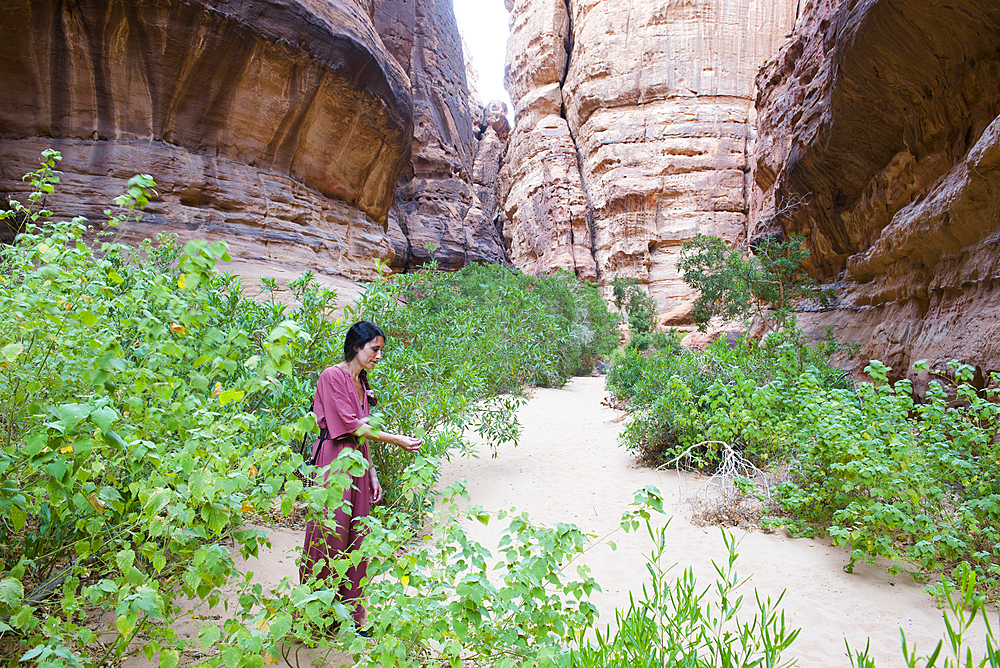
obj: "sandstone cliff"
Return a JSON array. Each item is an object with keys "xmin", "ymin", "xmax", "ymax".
[
  {"xmin": 0, "ymin": 0, "xmax": 413, "ymax": 280},
  {"xmin": 501, "ymin": 0, "xmax": 798, "ymax": 322},
  {"xmin": 374, "ymin": 0, "xmax": 509, "ymax": 271},
  {"xmin": 1, "ymin": 0, "xmax": 508, "ymax": 284},
  {"xmin": 752, "ymin": 0, "xmax": 1000, "ymax": 378}
]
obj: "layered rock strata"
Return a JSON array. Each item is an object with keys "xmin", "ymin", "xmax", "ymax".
[
  {"xmin": 374, "ymin": 0, "xmax": 510, "ymax": 271},
  {"xmin": 0, "ymin": 0, "xmax": 514, "ymax": 282},
  {"xmin": 752, "ymin": 0, "xmax": 1000, "ymax": 377},
  {"xmin": 501, "ymin": 0, "xmax": 798, "ymax": 321},
  {"xmin": 0, "ymin": 0, "xmax": 414, "ymax": 279}
]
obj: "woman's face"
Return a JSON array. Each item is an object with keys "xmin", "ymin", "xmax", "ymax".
[{"xmin": 355, "ymin": 336, "xmax": 385, "ymax": 370}]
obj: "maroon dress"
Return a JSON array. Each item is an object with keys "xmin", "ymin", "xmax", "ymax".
[{"xmin": 300, "ymin": 365, "xmax": 373, "ymax": 625}]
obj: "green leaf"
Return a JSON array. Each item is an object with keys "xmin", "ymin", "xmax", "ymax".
[
  {"xmin": 0, "ymin": 578, "xmax": 24, "ymax": 608},
  {"xmin": 1, "ymin": 342, "xmax": 24, "ymax": 362},
  {"xmin": 58, "ymin": 403, "xmax": 92, "ymax": 429},
  {"xmin": 198, "ymin": 624, "xmax": 221, "ymax": 650},
  {"xmin": 218, "ymin": 390, "xmax": 244, "ymax": 406},
  {"xmin": 79, "ymin": 310, "xmax": 98, "ymax": 327},
  {"xmin": 222, "ymin": 647, "xmax": 241, "ymax": 668},
  {"xmin": 159, "ymin": 648, "xmax": 180, "ymax": 668},
  {"xmin": 144, "ymin": 488, "xmax": 173, "ymax": 516},
  {"xmin": 116, "ymin": 613, "xmax": 135, "ymax": 637},
  {"xmin": 116, "ymin": 548, "xmax": 136, "ymax": 574},
  {"xmin": 9, "ymin": 505, "xmax": 26, "ymax": 532},
  {"xmin": 268, "ymin": 613, "xmax": 293, "ymax": 640},
  {"xmin": 90, "ymin": 406, "xmax": 119, "ymax": 434}
]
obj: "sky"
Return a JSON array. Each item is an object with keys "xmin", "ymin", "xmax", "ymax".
[{"xmin": 452, "ymin": 0, "xmax": 514, "ymax": 122}]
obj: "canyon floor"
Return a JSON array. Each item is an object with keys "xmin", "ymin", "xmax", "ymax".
[{"xmin": 435, "ymin": 375, "xmax": 997, "ymax": 668}]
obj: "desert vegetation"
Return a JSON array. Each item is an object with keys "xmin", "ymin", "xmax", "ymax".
[
  {"xmin": 608, "ymin": 234, "xmax": 1000, "ymax": 605},
  {"xmin": 0, "ymin": 155, "xmax": 996, "ymax": 668}
]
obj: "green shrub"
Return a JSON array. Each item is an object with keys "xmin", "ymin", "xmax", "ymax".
[
  {"xmin": 0, "ymin": 152, "xmax": 618, "ymax": 667},
  {"xmin": 767, "ymin": 359, "xmax": 1000, "ymax": 591},
  {"xmin": 677, "ymin": 233, "xmax": 829, "ymax": 333},
  {"xmin": 611, "ymin": 277, "xmax": 656, "ymax": 336},
  {"xmin": 608, "ymin": 320, "xmax": 1000, "ymax": 594},
  {"xmin": 606, "ymin": 326, "xmax": 851, "ymax": 466}
]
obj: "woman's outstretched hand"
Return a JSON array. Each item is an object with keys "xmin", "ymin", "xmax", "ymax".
[
  {"xmin": 395, "ymin": 435, "xmax": 422, "ymax": 453},
  {"xmin": 370, "ymin": 468, "xmax": 383, "ymax": 504}
]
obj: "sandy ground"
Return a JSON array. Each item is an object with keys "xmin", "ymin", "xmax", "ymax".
[{"xmin": 435, "ymin": 376, "xmax": 998, "ymax": 668}]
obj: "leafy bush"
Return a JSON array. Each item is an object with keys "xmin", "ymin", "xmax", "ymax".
[
  {"xmin": 605, "ymin": 326, "xmax": 851, "ymax": 466},
  {"xmin": 0, "ymin": 153, "xmax": 618, "ymax": 667},
  {"xmin": 611, "ymin": 277, "xmax": 655, "ymax": 337},
  {"xmin": 767, "ymin": 360, "xmax": 1000, "ymax": 592},
  {"xmin": 608, "ymin": 324, "xmax": 1000, "ymax": 595}
]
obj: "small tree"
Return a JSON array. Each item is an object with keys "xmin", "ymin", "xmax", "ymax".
[
  {"xmin": 677, "ymin": 233, "xmax": 827, "ymax": 332},
  {"xmin": 611, "ymin": 277, "xmax": 657, "ymax": 336}
]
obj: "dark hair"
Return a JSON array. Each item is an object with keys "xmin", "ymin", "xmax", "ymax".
[{"xmin": 344, "ymin": 321, "xmax": 384, "ymax": 406}]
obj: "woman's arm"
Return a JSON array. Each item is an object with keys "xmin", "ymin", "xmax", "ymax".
[{"xmin": 351, "ymin": 424, "xmax": 422, "ymax": 453}]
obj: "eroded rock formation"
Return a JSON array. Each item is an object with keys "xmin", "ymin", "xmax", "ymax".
[
  {"xmin": 501, "ymin": 0, "xmax": 798, "ymax": 321},
  {"xmin": 1, "ymin": 0, "xmax": 510, "ymax": 283},
  {"xmin": 0, "ymin": 0, "xmax": 415, "ymax": 279},
  {"xmin": 752, "ymin": 0, "xmax": 1000, "ymax": 377},
  {"xmin": 374, "ymin": 0, "xmax": 509, "ymax": 271}
]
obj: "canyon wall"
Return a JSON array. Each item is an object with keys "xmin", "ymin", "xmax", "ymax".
[
  {"xmin": 0, "ymin": 0, "xmax": 413, "ymax": 280},
  {"xmin": 501, "ymin": 0, "xmax": 798, "ymax": 323},
  {"xmin": 752, "ymin": 0, "xmax": 1000, "ymax": 378},
  {"xmin": 374, "ymin": 0, "xmax": 510, "ymax": 271},
  {"xmin": 1, "ymin": 0, "xmax": 506, "ymax": 282}
]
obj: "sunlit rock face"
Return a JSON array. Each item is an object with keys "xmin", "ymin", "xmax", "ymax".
[
  {"xmin": 0, "ymin": 0, "xmax": 414, "ymax": 280},
  {"xmin": 501, "ymin": 0, "xmax": 797, "ymax": 321},
  {"xmin": 752, "ymin": 0, "xmax": 1000, "ymax": 377},
  {"xmin": 374, "ymin": 0, "xmax": 510, "ymax": 271}
]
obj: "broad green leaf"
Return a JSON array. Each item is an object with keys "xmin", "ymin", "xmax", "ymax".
[
  {"xmin": 0, "ymin": 578, "xmax": 24, "ymax": 608},
  {"xmin": 144, "ymin": 488, "xmax": 173, "ymax": 516},
  {"xmin": 9, "ymin": 506, "xmax": 26, "ymax": 532},
  {"xmin": 79, "ymin": 310, "xmax": 98, "ymax": 327},
  {"xmin": 116, "ymin": 548, "xmax": 136, "ymax": 573},
  {"xmin": 198, "ymin": 624, "xmax": 221, "ymax": 650},
  {"xmin": 1, "ymin": 342, "xmax": 24, "ymax": 362},
  {"xmin": 57, "ymin": 403, "xmax": 92, "ymax": 429},
  {"xmin": 90, "ymin": 406, "xmax": 119, "ymax": 434},
  {"xmin": 218, "ymin": 390, "xmax": 244, "ymax": 406},
  {"xmin": 116, "ymin": 613, "xmax": 135, "ymax": 637},
  {"xmin": 159, "ymin": 648, "xmax": 180, "ymax": 668},
  {"xmin": 222, "ymin": 647, "xmax": 241, "ymax": 668}
]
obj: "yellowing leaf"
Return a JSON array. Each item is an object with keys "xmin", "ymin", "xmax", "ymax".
[
  {"xmin": 241, "ymin": 502, "xmax": 253, "ymax": 514},
  {"xmin": 248, "ymin": 465, "xmax": 257, "ymax": 478},
  {"xmin": 59, "ymin": 444, "xmax": 74, "ymax": 454},
  {"xmin": 169, "ymin": 323, "xmax": 186, "ymax": 336},
  {"xmin": 400, "ymin": 574, "xmax": 409, "ymax": 588},
  {"xmin": 263, "ymin": 652, "xmax": 278, "ymax": 665},
  {"xmin": 210, "ymin": 382, "xmax": 223, "ymax": 399},
  {"xmin": 177, "ymin": 274, "xmax": 187, "ymax": 289},
  {"xmin": 88, "ymin": 493, "xmax": 105, "ymax": 513}
]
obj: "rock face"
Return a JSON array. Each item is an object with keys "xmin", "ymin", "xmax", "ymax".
[
  {"xmin": 1, "ymin": 0, "xmax": 509, "ymax": 282},
  {"xmin": 752, "ymin": 0, "xmax": 1000, "ymax": 377},
  {"xmin": 501, "ymin": 0, "xmax": 798, "ymax": 321},
  {"xmin": 0, "ymin": 0, "xmax": 413, "ymax": 279},
  {"xmin": 374, "ymin": 0, "xmax": 510, "ymax": 271}
]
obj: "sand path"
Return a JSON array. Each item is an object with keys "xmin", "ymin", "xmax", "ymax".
[{"xmin": 436, "ymin": 376, "xmax": 997, "ymax": 668}]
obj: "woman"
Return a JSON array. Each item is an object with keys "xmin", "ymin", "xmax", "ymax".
[{"xmin": 300, "ymin": 321, "xmax": 422, "ymax": 631}]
